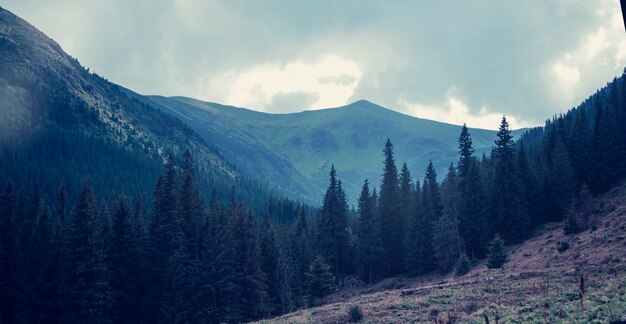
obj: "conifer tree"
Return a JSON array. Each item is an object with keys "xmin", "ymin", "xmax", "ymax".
[
  {"xmin": 486, "ymin": 234, "xmax": 507, "ymax": 269},
  {"xmin": 0, "ymin": 181, "xmax": 19, "ymax": 323},
  {"xmin": 260, "ymin": 212, "xmax": 282, "ymax": 316},
  {"xmin": 378, "ymin": 139, "xmax": 403, "ymax": 275},
  {"xmin": 109, "ymin": 196, "xmax": 142, "ymax": 323},
  {"xmin": 399, "ymin": 163, "xmax": 414, "ymax": 226},
  {"xmin": 564, "ymin": 183, "xmax": 593, "ymax": 234},
  {"xmin": 403, "ymin": 179, "xmax": 422, "ymax": 275},
  {"xmin": 409, "ymin": 162, "xmax": 441, "ymax": 275},
  {"xmin": 454, "ymin": 253, "xmax": 471, "ymax": 276},
  {"xmin": 305, "ymin": 256, "xmax": 335, "ymax": 302},
  {"xmin": 569, "ymin": 109, "xmax": 592, "ymax": 184},
  {"xmin": 291, "ymin": 206, "xmax": 312, "ymax": 306},
  {"xmin": 147, "ymin": 156, "xmax": 180, "ymax": 320},
  {"xmin": 515, "ymin": 143, "xmax": 537, "ymax": 230},
  {"xmin": 62, "ymin": 181, "xmax": 112, "ymax": 323},
  {"xmin": 355, "ymin": 180, "xmax": 383, "ymax": 284},
  {"xmin": 318, "ymin": 166, "xmax": 349, "ymax": 285},
  {"xmin": 55, "ymin": 183, "xmax": 69, "ymax": 243},
  {"xmin": 433, "ymin": 164, "xmax": 463, "ymax": 272},
  {"xmin": 546, "ymin": 137, "xmax": 575, "ymax": 222},
  {"xmin": 19, "ymin": 194, "xmax": 57, "ymax": 322},
  {"xmin": 492, "ymin": 116, "xmax": 519, "ymax": 241},
  {"xmin": 179, "ymin": 149, "xmax": 205, "ymax": 259},
  {"xmin": 457, "ymin": 125, "xmax": 489, "ymax": 258},
  {"xmin": 212, "ymin": 189, "xmax": 241, "ymax": 322},
  {"xmin": 233, "ymin": 206, "xmax": 267, "ymax": 322}
]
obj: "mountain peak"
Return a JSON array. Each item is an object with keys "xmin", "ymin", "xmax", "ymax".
[{"xmin": 344, "ymin": 99, "xmax": 386, "ymax": 110}]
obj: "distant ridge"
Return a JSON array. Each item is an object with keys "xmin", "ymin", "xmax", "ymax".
[{"xmin": 147, "ymin": 96, "xmax": 526, "ymax": 203}]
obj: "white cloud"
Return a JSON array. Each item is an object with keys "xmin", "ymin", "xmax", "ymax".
[
  {"xmin": 4, "ymin": 0, "xmax": 624, "ymax": 125},
  {"xmin": 553, "ymin": 61, "xmax": 580, "ymax": 84},
  {"xmin": 583, "ymin": 28, "xmax": 609, "ymax": 61},
  {"xmin": 545, "ymin": 1, "xmax": 625, "ymax": 108},
  {"xmin": 399, "ymin": 92, "xmax": 528, "ymax": 130},
  {"xmin": 203, "ymin": 55, "xmax": 362, "ymax": 111}
]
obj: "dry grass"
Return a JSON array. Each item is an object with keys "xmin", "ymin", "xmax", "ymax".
[{"xmin": 255, "ymin": 182, "xmax": 626, "ymax": 323}]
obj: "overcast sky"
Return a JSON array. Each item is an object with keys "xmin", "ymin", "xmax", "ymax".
[{"xmin": 4, "ymin": 0, "xmax": 626, "ymax": 129}]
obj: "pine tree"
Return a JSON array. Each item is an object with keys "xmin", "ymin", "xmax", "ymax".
[
  {"xmin": 291, "ymin": 206, "xmax": 312, "ymax": 306},
  {"xmin": 458, "ymin": 124, "xmax": 475, "ymax": 177},
  {"xmin": 28, "ymin": 196, "xmax": 63, "ymax": 322},
  {"xmin": 564, "ymin": 183, "xmax": 593, "ymax": 234},
  {"xmin": 457, "ymin": 126, "xmax": 489, "ymax": 258},
  {"xmin": 416, "ymin": 162, "xmax": 442, "ymax": 274},
  {"xmin": 569, "ymin": 109, "xmax": 592, "ymax": 184},
  {"xmin": 433, "ymin": 164, "xmax": 463, "ymax": 273},
  {"xmin": 62, "ymin": 181, "xmax": 112, "ymax": 323},
  {"xmin": 492, "ymin": 116, "xmax": 520, "ymax": 241},
  {"xmin": 179, "ymin": 149, "xmax": 205, "ymax": 259},
  {"xmin": 109, "ymin": 196, "xmax": 142, "ymax": 323},
  {"xmin": 399, "ymin": 163, "xmax": 414, "ymax": 226},
  {"xmin": 305, "ymin": 256, "xmax": 335, "ymax": 303},
  {"xmin": 515, "ymin": 143, "xmax": 537, "ymax": 230},
  {"xmin": 260, "ymin": 212, "xmax": 282, "ymax": 316},
  {"xmin": 546, "ymin": 137, "xmax": 575, "ymax": 222},
  {"xmin": 147, "ymin": 156, "xmax": 180, "ymax": 319},
  {"xmin": 212, "ymin": 188, "xmax": 241, "ymax": 322},
  {"xmin": 378, "ymin": 139, "xmax": 403, "ymax": 276},
  {"xmin": 232, "ymin": 206, "xmax": 267, "ymax": 322},
  {"xmin": 355, "ymin": 180, "xmax": 383, "ymax": 284},
  {"xmin": 454, "ymin": 253, "xmax": 471, "ymax": 276},
  {"xmin": 403, "ymin": 179, "xmax": 422, "ymax": 275},
  {"xmin": 318, "ymin": 166, "xmax": 349, "ymax": 285},
  {"xmin": 486, "ymin": 234, "xmax": 507, "ymax": 269},
  {"xmin": 56, "ymin": 182, "xmax": 68, "ymax": 232},
  {"xmin": 0, "ymin": 181, "xmax": 19, "ymax": 323}
]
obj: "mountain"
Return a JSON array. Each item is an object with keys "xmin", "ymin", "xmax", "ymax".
[
  {"xmin": 146, "ymin": 96, "xmax": 526, "ymax": 203},
  {"xmin": 0, "ymin": 4, "xmax": 527, "ymax": 206},
  {"xmin": 0, "ymin": 6, "xmax": 293, "ymax": 212}
]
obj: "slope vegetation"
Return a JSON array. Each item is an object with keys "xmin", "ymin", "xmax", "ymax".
[
  {"xmin": 0, "ymin": 7, "xmax": 293, "ymax": 211},
  {"xmin": 258, "ymin": 181, "xmax": 626, "ymax": 323}
]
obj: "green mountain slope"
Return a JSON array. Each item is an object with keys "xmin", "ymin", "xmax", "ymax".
[
  {"xmin": 0, "ymin": 6, "xmax": 291, "ymax": 211},
  {"xmin": 148, "ymin": 96, "xmax": 525, "ymax": 203}
]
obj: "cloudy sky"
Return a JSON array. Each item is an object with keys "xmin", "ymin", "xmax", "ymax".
[{"xmin": 4, "ymin": 0, "xmax": 626, "ymax": 129}]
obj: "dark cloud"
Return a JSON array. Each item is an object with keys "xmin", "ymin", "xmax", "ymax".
[{"xmin": 3, "ymin": 0, "xmax": 624, "ymax": 128}]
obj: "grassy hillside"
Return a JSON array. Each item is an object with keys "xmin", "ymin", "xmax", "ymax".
[
  {"xmin": 256, "ymin": 181, "xmax": 626, "ymax": 323},
  {"xmin": 148, "ymin": 97, "xmax": 526, "ymax": 204}
]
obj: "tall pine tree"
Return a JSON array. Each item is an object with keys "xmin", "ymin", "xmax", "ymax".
[{"xmin": 378, "ymin": 139, "xmax": 403, "ymax": 276}]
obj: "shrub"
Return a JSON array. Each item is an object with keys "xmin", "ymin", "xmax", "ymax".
[
  {"xmin": 487, "ymin": 235, "xmax": 508, "ymax": 269},
  {"xmin": 347, "ymin": 305, "xmax": 363, "ymax": 323},
  {"xmin": 455, "ymin": 253, "xmax": 471, "ymax": 276}
]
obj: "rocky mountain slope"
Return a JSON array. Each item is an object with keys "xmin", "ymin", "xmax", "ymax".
[{"xmin": 0, "ymin": 6, "xmax": 284, "ymax": 209}]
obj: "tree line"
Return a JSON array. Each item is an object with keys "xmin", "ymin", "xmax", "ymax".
[{"xmin": 1, "ymin": 75, "xmax": 625, "ymax": 323}]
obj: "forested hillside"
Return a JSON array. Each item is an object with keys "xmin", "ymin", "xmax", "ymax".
[
  {"xmin": 1, "ymin": 73, "xmax": 625, "ymax": 323},
  {"xmin": 0, "ymin": 6, "xmax": 301, "ymax": 216},
  {"xmin": 1, "ymin": 5, "xmax": 626, "ymax": 324}
]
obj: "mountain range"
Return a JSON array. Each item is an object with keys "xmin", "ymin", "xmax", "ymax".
[
  {"xmin": 139, "ymin": 95, "xmax": 526, "ymax": 204},
  {"xmin": 0, "ymin": 5, "xmax": 524, "ymax": 206}
]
